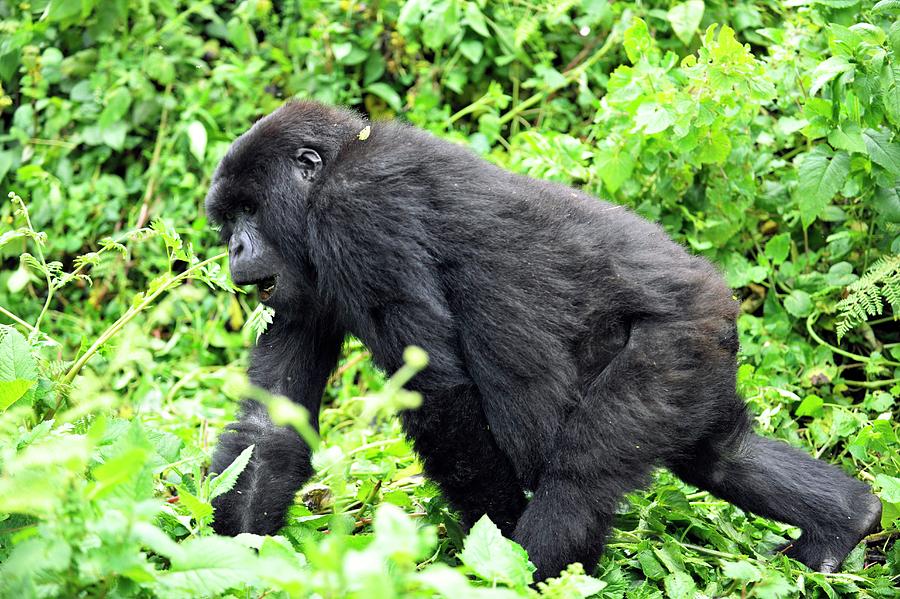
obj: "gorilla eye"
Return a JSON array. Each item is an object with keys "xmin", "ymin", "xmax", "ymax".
[
  {"xmin": 295, "ymin": 147, "xmax": 322, "ymax": 181},
  {"xmin": 223, "ymin": 211, "xmax": 236, "ymax": 222},
  {"xmin": 242, "ymin": 204, "xmax": 255, "ymax": 215}
]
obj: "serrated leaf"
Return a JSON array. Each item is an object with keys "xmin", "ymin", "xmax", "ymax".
[
  {"xmin": 828, "ymin": 125, "xmax": 867, "ymax": 154},
  {"xmin": 874, "ymin": 185, "xmax": 900, "ymax": 222},
  {"xmin": 0, "ymin": 329, "xmax": 38, "ymax": 406},
  {"xmin": 155, "ymin": 536, "xmax": 257, "ymax": 595},
  {"xmin": 721, "ymin": 560, "xmax": 762, "ymax": 582},
  {"xmin": 667, "ymin": 1, "xmax": 704, "ymax": 45},
  {"xmin": 459, "ymin": 515, "xmax": 534, "ymax": 587},
  {"xmin": 882, "ymin": 64, "xmax": 900, "ymax": 127},
  {"xmin": 623, "ymin": 18, "xmax": 653, "ymax": 64},
  {"xmin": 862, "ymin": 128, "xmax": 900, "ymax": 176},
  {"xmin": 209, "ymin": 444, "xmax": 254, "ymax": 499},
  {"xmin": 178, "ymin": 489, "xmax": 213, "ymax": 520},
  {"xmin": 809, "ymin": 56, "xmax": 854, "ymax": 96},
  {"xmin": 0, "ymin": 379, "xmax": 35, "ymax": 411},
  {"xmin": 797, "ymin": 148, "xmax": 850, "ymax": 227}
]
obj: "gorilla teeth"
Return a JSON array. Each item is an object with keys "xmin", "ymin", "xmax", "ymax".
[{"xmin": 259, "ymin": 278, "xmax": 276, "ymax": 301}]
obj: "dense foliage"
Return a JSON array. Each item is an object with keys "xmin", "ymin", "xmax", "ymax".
[{"xmin": 0, "ymin": 0, "xmax": 898, "ymax": 597}]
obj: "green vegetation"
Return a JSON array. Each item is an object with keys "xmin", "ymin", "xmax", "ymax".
[{"xmin": 0, "ymin": 0, "xmax": 898, "ymax": 596}]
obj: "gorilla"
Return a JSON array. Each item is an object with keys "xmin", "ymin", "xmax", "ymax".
[{"xmin": 205, "ymin": 101, "xmax": 881, "ymax": 580}]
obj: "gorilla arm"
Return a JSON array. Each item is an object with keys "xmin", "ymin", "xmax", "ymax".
[{"xmin": 210, "ymin": 312, "xmax": 343, "ymax": 536}]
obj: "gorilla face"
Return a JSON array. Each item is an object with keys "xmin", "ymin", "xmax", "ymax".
[{"xmin": 204, "ymin": 132, "xmax": 324, "ymax": 313}]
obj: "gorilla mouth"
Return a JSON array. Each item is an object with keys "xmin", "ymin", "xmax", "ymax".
[{"xmin": 258, "ymin": 276, "xmax": 277, "ymax": 301}]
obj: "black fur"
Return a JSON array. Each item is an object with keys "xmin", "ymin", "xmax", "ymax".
[{"xmin": 205, "ymin": 101, "xmax": 881, "ymax": 579}]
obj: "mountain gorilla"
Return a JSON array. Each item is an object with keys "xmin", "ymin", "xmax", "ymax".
[{"xmin": 205, "ymin": 101, "xmax": 881, "ymax": 579}]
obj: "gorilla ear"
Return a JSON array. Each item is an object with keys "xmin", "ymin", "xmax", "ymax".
[{"xmin": 295, "ymin": 148, "xmax": 323, "ymax": 181}]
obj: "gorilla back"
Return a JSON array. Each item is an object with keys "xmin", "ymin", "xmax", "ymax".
[{"xmin": 205, "ymin": 101, "xmax": 881, "ymax": 580}]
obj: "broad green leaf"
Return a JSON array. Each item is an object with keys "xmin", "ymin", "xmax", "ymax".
[
  {"xmin": 721, "ymin": 560, "xmax": 762, "ymax": 582},
  {"xmin": 882, "ymin": 64, "xmax": 900, "ymax": 127},
  {"xmin": 875, "ymin": 474, "xmax": 900, "ymax": 503},
  {"xmin": 828, "ymin": 125, "xmax": 867, "ymax": 154},
  {"xmin": 796, "ymin": 394, "xmax": 824, "ymax": 417},
  {"xmin": 663, "ymin": 571, "xmax": 697, "ymax": 599},
  {"xmin": 155, "ymin": 536, "xmax": 258, "ymax": 596},
  {"xmin": 0, "ymin": 328, "xmax": 38, "ymax": 406},
  {"xmin": 862, "ymin": 128, "xmax": 900, "ymax": 176},
  {"xmin": 797, "ymin": 148, "xmax": 850, "ymax": 227},
  {"xmin": 366, "ymin": 83, "xmax": 403, "ymax": 112},
  {"xmin": 0, "ymin": 379, "xmax": 35, "ymax": 411},
  {"xmin": 764, "ymin": 233, "xmax": 791, "ymax": 266},
  {"xmin": 187, "ymin": 121, "xmax": 207, "ymax": 162},
  {"xmin": 634, "ymin": 104, "xmax": 673, "ymax": 135},
  {"xmin": 695, "ymin": 127, "xmax": 731, "ymax": 164},
  {"xmin": 464, "ymin": 3, "xmax": 489, "ymax": 37},
  {"xmin": 594, "ymin": 148, "xmax": 634, "ymax": 194},
  {"xmin": 874, "ymin": 185, "xmax": 900, "ymax": 222},
  {"xmin": 623, "ymin": 18, "xmax": 654, "ymax": 64},
  {"xmin": 209, "ymin": 444, "xmax": 254, "ymax": 499},
  {"xmin": 459, "ymin": 39, "xmax": 483, "ymax": 64},
  {"xmin": 459, "ymin": 515, "xmax": 534, "ymax": 587},
  {"xmin": 667, "ymin": 1, "xmax": 704, "ymax": 45},
  {"xmin": 98, "ymin": 87, "xmax": 131, "ymax": 130},
  {"xmin": 784, "ymin": 289, "xmax": 813, "ymax": 318},
  {"xmin": 809, "ymin": 56, "xmax": 854, "ymax": 96},
  {"xmin": 178, "ymin": 489, "xmax": 213, "ymax": 520}
]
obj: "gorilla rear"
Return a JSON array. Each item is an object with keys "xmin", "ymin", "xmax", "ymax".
[{"xmin": 206, "ymin": 101, "xmax": 881, "ymax": 579}]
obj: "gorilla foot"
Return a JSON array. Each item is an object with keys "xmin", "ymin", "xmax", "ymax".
[{"xmin": 779, "ymin": 492, "xmax": 882, "ymax": 572}]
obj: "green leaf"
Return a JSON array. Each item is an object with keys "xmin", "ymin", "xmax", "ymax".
[
  {"xmin": 875, "ymin": 474, "xmax": 900, "ymax": 503},
  {"xmin": 721, "ymin": 560, "xmax": 762, "ymax": 582},
  {"xmin": 594, "ymin": 148, "xmax": 634, "ymax": 194},
  {"xmin": 667, "ymin": 1, "xmax": 704, "ymax": 45},
  {"xmin": 178, "ymin": 489, "xmax": 214, "ymax": 520},
  {"xmin": 366, "ymin": 83, "xmax": 403, "ymax": 112},
  {"xmin": 209, "ymin": 444, "xmax": 254, "ymax": 500},
  {"xmin": 98, "ymin": 87, "xmax": 131, "ymax": 129},
  {"xmin": 874, "ymin": 185, "xmax": 900, "ymax": 223},
  {"xmin": 796, "ymin": 148, "xmax": 851, "ymax": 227},
  {"xmin": 47, "ymin": 0, "xmax": 82, "ymax": 21},
  {"xmin": 764, "ymin": 233, "xmax": 791, "ymax": 266},
  {"xmin": 459, "ymin": 515, "xmax": 534, "ymax": 587},
  {"xmin": 862, "ymin": 128, "xmax": 900, "ymax": 176},
  {"xmin": 464, "ymin": 2, "xmax": 489, "ymax": 37},
  {"xmin": 663, "ymin": 571, "xmax": 697, "ymax": 599},
  {"xmin": 0, "ymin": 328, "xmax": 38, "ymax": 406},
  {"xmin": 809, "ymin": 56, "xmax": 854, "ymax": 96},
  {"xmin": 882, "ymin": 64, "xmax": 900, "ymax": 127},
  {"xmin": 828, "ymin": 125, "xmax": 867, "ymax": 154},
  {"xmin": 0, "ymin": 379, "xmax": 35, "ymax": 411},
  {"xmin": 695, "ymin": 127, "xmax": 732, "ymax": 164},
  {"xmin": 623, "ymin": 18, "xmax": 654, "ymax": 64},
  {"xmin": 796, "ymin": 394, "xmax": 824, "ymax": 417},
  {"xmin": 459, "ymin": 39, "xmax": 483, "ymax": 64},
  {"xmin": 635, "ymin": 104, "xmax": 673, "ymax": 135},
  {"xmin": 155, "ymin": 536, "xmax": 258, "ymax": 596},
  {"xmin": 784, "ymin": 289, "xmax": 813, "ymax": 318},
  {"xmin": 187, "ymin": 121, "xmax": 207, "ymax": 162},
  {"xmin": 873, "ymin": 0, "xmax": 900, "ymax": 13}
]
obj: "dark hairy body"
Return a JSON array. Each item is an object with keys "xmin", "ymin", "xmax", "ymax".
[{"xmin": 206, "ymin": 101, "xmax": 881, "ymax": 580}]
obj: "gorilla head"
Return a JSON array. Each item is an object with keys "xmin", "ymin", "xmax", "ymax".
[{"xmin": 204, "ymin": 102, "xmax": 366, "ymax": 313}]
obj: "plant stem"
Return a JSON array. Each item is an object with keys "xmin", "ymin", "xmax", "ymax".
[
  {"xmin": 497, "ymin": 26, "xmax": 621, "ymax": 126},
  {"xmin": 61, "ymin": 252, "xmax": 227, "ymax": 387}
]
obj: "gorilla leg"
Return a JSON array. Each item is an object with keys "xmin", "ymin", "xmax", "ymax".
[
  {"xmin": 667, "ymin": 418, "xmax": 882, "ymax": 572},
  {"xmin": 513, "ymin": 323, "xmax": 671, "ymax": 580},
  {"xmin": 402, "ymin": 384, "xmax": 527, "ymax": 536}
]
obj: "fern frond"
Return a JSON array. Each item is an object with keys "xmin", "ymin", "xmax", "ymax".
[{"xmin": 835, "ymin": 255, "xmax": 900, "ymax": 340}]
